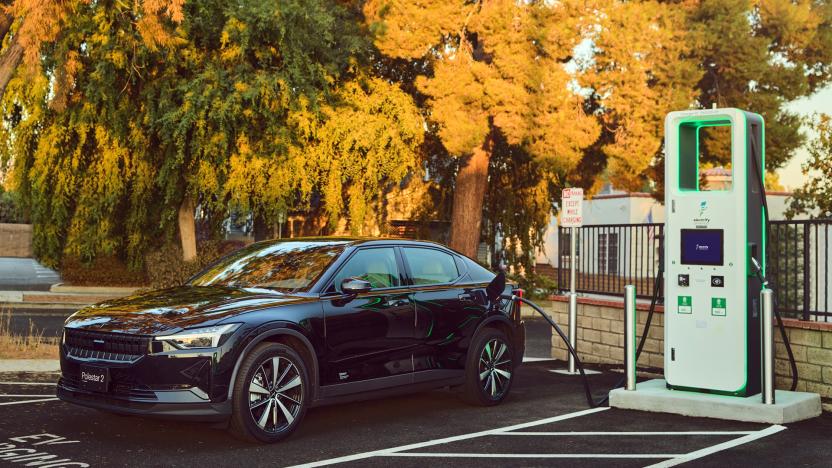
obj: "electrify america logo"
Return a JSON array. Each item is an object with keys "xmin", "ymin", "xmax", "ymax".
[{"xmin": 693, "ymin": 200, "xmax": 710, "ymax": 227}]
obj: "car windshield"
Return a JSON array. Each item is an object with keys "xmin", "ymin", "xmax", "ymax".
[{"xmin": 189, "ymin": 240, "xmax": 348, "ymax": 292}]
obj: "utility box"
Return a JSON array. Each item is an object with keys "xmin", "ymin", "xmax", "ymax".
[{"xmin": 664, "ymin": 108, "xmax": 765, "ymax": 396}]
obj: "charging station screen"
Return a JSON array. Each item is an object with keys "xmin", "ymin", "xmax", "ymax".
[{"xmin": 680, "ymin": 229, "xmax": 724, "ymax": 266}]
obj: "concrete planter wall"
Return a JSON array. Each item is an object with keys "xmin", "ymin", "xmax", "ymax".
[
  {"xmin": 549, "ymin": 294, "xmax": 832, "ymax": 400},
  {"xmin": 0, "ymin": 223, "xmax": 32, "ymax": 257}
]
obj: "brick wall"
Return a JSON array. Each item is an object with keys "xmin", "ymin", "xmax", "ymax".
[
  {"xmin": 549, "ymin": 294, "xmax": 832, "ymax": 399},
  {"xmin": 0, "ymin": 223, "xmax": 32, "ymax": 257},
  {"xmin": 775, "ymin": 323, "xmax": 832, "ymax": 396}
]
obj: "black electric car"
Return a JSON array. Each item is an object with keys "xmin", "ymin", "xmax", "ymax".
[{"xmin": 57, "ymin": 238, "xmax": 524, "ymax": 442}]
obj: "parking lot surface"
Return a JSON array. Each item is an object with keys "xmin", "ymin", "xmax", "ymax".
[{"xmin": 1, "ymin": 360, "xmax": 831, "ymax": 467}]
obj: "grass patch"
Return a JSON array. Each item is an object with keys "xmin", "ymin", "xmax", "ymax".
[{"xmin": 0, "ymin": 309, "xmax": 59, "ymax": 359}]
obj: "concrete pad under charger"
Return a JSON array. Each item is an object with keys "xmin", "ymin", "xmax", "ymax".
[{"xmin": 609, "ymin": 378, "xmax": 821, "ymax": 424}]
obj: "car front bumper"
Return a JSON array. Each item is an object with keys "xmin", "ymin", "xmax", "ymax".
[
  {"xmin": 58, "ymin": 342, "xmax": 236, "ymax": 421},
  {"xmin": 55, "ymin": 382, "xmax": 231, "ymax": 421}
]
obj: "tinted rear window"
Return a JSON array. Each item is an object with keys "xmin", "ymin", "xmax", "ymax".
[
  {"xmin": 402, "ymin": 248, "xmax": 459, "ymax": 285},
  {"xmin": 465, "ymin": 258, "xmax": 496, "ymax": 282}
]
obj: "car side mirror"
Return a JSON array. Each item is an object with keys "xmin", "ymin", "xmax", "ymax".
[{"xmin": 341, "ymin": 278, "xmax": 372, "ymax": 295}]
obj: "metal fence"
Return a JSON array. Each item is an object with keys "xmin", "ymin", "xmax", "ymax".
[
  {"xmin": 768, "ymin": 220, "xmax": 832, "ymax": 321},
  {"xmin": 557, "ymin": 219, "xmax": 832, "ymax": 321},
  {"xmin": 557, "ymin": 223, "xmax": 664, "ymax": 300}
]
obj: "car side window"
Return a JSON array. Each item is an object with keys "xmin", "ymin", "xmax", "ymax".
[
  {"xmin": 333, "ymin": 248, "xmax": 401, "ymax": 290},
  {"xmin": 402, "ymin": 248, "xmax": 459, "ymax": 285}
]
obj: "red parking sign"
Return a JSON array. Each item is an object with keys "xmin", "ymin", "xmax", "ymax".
[{"xmin": 561, "ymin": 188, "xmax": 583, "ymax": 227}]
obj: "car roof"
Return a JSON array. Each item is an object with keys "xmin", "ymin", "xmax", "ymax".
[{"xmin": 250, "ymin": 236, "xmax": 456, "ymax": 251}]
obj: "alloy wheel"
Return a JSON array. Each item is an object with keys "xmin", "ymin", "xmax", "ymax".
[
  {"xmin": 248, "ymin": 356, "xmax": 303, "ymax": 433},
  {"xmin": 478, "ymin": 338, "xmax": 512, "ymax": 399}
]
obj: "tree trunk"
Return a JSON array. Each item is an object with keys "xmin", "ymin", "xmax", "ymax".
[
  {"xmin": 0, "ymin": 13, "xmax": 14, "ymax": 42},
  {"xmin": 0, "ymin": 29, "xmax": 23, "ymax": 100},
  {"xmin": 252, "ymin": 213, "xmax": 269, "ymax": 241},
  {"xmin": 448, "ymin": 141, "xmax": 491, "ymax": 259},
  {"xmin": 178, "ymin": 196, "xmax": 197, "ymax": 262}
]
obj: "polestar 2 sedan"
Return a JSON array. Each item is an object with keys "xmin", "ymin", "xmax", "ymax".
[{"xmin": 57, "ymin": 238, "xmax": 525, "ymax": 442}]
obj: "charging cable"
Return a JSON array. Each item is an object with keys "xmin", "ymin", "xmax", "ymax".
[
  {"xmin": 749, "ymin": 127, "xmax": 799, "ymax": 391},
  {"xmin": 502, "ymin": 258, "xmax": 663, "ymax": 408}
]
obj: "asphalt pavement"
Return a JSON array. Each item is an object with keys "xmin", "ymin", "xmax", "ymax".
[
  {"xmin": 2, "ymin": 315, "xmax": 830, "ymax": 466},
  {"xmin": 0, "ymin": 258, "xmax": 60, "ymax": 291},
  {"xmin": 1, "ymin": 362, "xmax": 830, "ymax": 467},
  {"xmin": 3, "ymin": 307, "xmax": 74, "ymax": 337}
]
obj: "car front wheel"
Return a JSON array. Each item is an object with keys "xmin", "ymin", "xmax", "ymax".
[
  {"xmin": 461, "ymin": 328, "xmax": 515, "ymax": 406},
  {"xmin": 229, "ymin": 342, "xmax": 308, "ymax": 443}
]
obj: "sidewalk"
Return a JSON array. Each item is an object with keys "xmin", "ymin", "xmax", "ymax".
[
  {"xmin": 0, "ymin": 285, "xmax": 140, "ymax": 307},
  {"xmin": 0, "ymin": 359, "xmax": 60, "ymax": 373}
]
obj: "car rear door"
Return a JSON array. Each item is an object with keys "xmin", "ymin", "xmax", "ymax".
[
  {"xmin": 402, "ymin": 247, "xmax": 488, "ymax": 379},
  {"xmin": 320, "ymin": 246, "xmax": 416, "ymax": 392}
]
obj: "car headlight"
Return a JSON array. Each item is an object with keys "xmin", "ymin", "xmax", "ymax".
[{"xmin": 155, "ymin": 324, "xmax": 241, "ymax": 349}]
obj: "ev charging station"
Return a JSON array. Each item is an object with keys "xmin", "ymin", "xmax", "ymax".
[
  {"xmin": 664, "ymin": 108, "xmax": 763, "ymax": 396},
  {"xmin": 608, "ymin": 108, "xmax": 822, "ymax": 423}
]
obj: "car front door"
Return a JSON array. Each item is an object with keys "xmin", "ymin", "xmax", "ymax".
[
  {"xmin": 402, "ymin": 247, "xmax": 488, "ymax": 379},
  {"xmin": 320, "ymin": 247, "xmax": 416, "ymax": 392}
]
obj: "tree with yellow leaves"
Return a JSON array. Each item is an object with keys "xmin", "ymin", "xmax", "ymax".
[
  {"xmin": 580, "ymin": 0, "xmax": 832, "ymax": 196},
  {"xmin": 365, "ymin": 0, "xmax": 600, "ymax": 258}
]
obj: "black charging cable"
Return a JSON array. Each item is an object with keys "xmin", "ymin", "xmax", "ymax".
[
  {"xmin": 505, "ymin": 295, "xmax": 601, "ymax": 407},
  {"xmin": 749, "ymin": 126, "xmax": 799, "ymax": 391},
  {"xmin": 502, "ymin": 259, "xmax": 663, "ymax": 408}
]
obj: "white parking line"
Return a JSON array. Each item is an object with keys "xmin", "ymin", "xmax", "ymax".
[
  {"xmin": 287, "ymin": 407, "xmax": 609, "ymax": 467},
  {"xmin": 498, "ymin": 431, "xmax": 757, "ymax": 436},
  {"xmin": 647, "ymin": 425, "xmax": 787, "ymax": 467},
  {"xmin": 385, "ymin": 452, "xmax": 682, "ymax": 458},
  {"xmin": 521, "ymin": 357, "xmax": 555, "ymax": 363},
  {"xmin": 0, "ymin": 394, "xmax": 56, "ymax": 398},
  {"xmin": 0, "ymin": 398, "xmax": 59, "ymax": 406},
  {"xmin": 289, "ymin": 404, "xmax": 786, "ymax": 467}
]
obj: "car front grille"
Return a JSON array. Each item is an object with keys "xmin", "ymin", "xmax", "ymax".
[{"xmin": 64, "ymin": 329, "xmax": 151, "ymax": 362}]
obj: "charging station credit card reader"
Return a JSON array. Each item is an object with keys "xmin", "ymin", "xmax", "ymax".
[{"xmin": 664, "ymin": 108, "xmax": 764, "ymax": 396}]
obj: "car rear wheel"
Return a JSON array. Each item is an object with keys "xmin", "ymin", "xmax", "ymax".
[
  {"xmin": 461, "ymin": 328, "xmax": 514, "ymax": 406},
  {"xmin": 229, "ymin": 342, "xmax": 308, "ymax": 443}
]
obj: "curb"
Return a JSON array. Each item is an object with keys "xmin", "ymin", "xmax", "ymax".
[
  {"xmin": 0, "ymin": 359, "xmax": 60, "ymax": 373},
  {"xmin": 0, "ymin": 290, "xmax": 131, "ymax": 306},
  {"xmin": 0, "ymin": 303, "xmax": 80, "ymax": 311},
  {"xmin": 49, "ymin": 283, "xmax": 141, "ymax": 295},
  {"xmin": 0, "ymin": 291, "xmax": 23, "ymax": 302}
]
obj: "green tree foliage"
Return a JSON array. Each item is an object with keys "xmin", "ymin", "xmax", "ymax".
[
  {"xmin": 0, "ymin": 184, "xmax": 22, "ymax": 223},
  {"xmin": 2, "ymin": 0, "xmax": 423, "ymax": 268},
  {"xmin": 299, "ymin": 77, "xmax": 425, "ymax": 233},
  {"xmin": 787, "ymin": 114, "xmax": 832, "ymax": 219}
]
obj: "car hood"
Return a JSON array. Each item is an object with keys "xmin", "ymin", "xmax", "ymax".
[{"xmin": 64, "ymin": 285, "xmax": 310, "ymax": 335}]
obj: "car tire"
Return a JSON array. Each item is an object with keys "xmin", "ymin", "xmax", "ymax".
[
  {"xmin": 461, "ymin": 328, "xmax": 515, "ymax": 406},
  {"xmin": 229, "ymin": 342, "xmax": 309, "ymax": 443}
]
